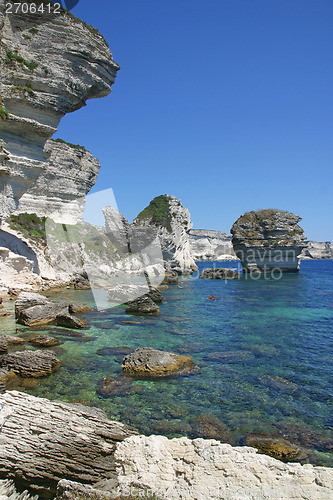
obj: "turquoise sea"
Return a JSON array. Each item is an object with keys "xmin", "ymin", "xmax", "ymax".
[{"xmin": 3, "ymin": 260, "xmax": 333, "ymax": 466}]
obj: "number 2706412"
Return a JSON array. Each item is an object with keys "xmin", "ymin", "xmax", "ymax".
[{"xmin": 5, "ymin": 2, "xmax": 61, "ymax": 15}]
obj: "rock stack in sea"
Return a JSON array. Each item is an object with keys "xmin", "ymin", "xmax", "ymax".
[
  {"xmin": 189, "ymin": 229, "xmax": 237, "ymax": 261},
  {"xmin": 231, "ymin": 209, "xmax": 307, "ymax": 273},
  {"xmin": 132, "ymin": 195, "xmax": 198, "ymax": 275}
]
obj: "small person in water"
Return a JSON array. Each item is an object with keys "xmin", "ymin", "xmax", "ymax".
[
  {"xmin": 15, "ymin": 328, "xmax": 18, "ymax": 334},
  {"xmin": 209, "ymin": 295, "xmax": 217, "ymax": 301}
]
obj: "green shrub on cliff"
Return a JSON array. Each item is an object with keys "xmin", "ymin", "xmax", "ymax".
[
  {"xmin": 51, "ymin": 138, "xmax": 86, "ymax": 151},
  {"xmin": 8, "ymin": 213, "xmax": 46, "ymax": 243},
  {"xmin": 5, "ymin": 51, "xmax": 38, "ymax": 71},
  {"xmin": 0, "ymin": 105, "xmax": 9, "ymax": 120},
  {"xmin": 136, "ymin": 195, "xmax": 173, "ymax": 233}
]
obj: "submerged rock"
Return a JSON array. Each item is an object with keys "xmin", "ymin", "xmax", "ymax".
[
  {"xmin": 199, "ymin": 268, "xmax": 240, "ymax": 279},
  {"xmin": 242, "ymin": 434, "xmax": 301, "ymax": 462},
  {"xmin": 0, "ymin": 350, "xmax": 60, "ymax": 378},
  {"xmin": 125, "ymin": 295, "xmax": 160, "ymax": 315},
  {"xmin": 0, "ymin": 334, "xmax": 26, "ymax": 345},
  {"xmin": 29, "ymin": 334, "xmax": 61, "ymax": 348},
  {"xmin": 190, "ymin": 413, "xmax": 233, "ymax": 443},
  {"xmin": 231, "ymin": 209, "xmax": 307, "ymax": 273},
  {"xmin": 259, "ymin": 375, "xmax": 299, "ymax": 392},
  {"xmin": 96, "ymin": 376, "xmax": 134, "ymax": 398},
  {"xmin": 122, "ymin": 347, "xmax": 196, "ymax": 377}
]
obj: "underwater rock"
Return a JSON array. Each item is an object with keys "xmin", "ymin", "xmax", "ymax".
[
  {"xmin": 199, "ymin": 268, "xmax": 240, "ymax": 279},
  {"xmin": 242, "ymin": 434, "xmax": 301, "ymax": 462},
  {"xmin": 204, "ymin": 350, "xmax": 253, "ymax": 363},
  {"xmin": 122, "ymin": 347, "xmax": 196, "ymax": 377},
  {"xmin": 29, "ymin": 334, "xmax": 61, "ymax": 348},
  {"xmin": 97, "ymin": 347, "xmax": 133, "ymax": 357},
  {"xmin": 96, "ymin": 376, "xmax": 134, "ymax": 398},
  {"xmin": 259, "ymin": 375, "xmax": 299, "ymax": 392},
  {"xmin": 190, "ymin": 413, "xmax": 233, "ymax": 444}
]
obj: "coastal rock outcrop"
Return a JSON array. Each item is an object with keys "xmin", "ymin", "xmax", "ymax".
[
  {"xmin": 199, "ymin": 267, "xmax": 240, "ymax": 279},
  {"xmin": 132, "ymin": 195, "xmax": 198, "ymax": 275},
  {"xmin": 231, "ymin": 209, "xmax": 307, "ymax": 272},
  {"xmin": 113, "ymin": 435, "xmax": 333, "ymax": 500},
  {"xmin": 15, "ymin": 292, "xmax": 68, "ymax": 326},
  {"xmin": 121, "ymin": 347, "xmax": 196, "ymax": 377},
  {"xmin": 125, "ymin": 296, "xmax": 160, "ymax": 315},
  {"xmin": 189, "ymin": 229, "xmax": 238, "ymax": 261},
  {"xmin": 0, "ymin": 1, "xmax": 119, "ymax": 224},
  {"xmin": 0, "ymin": 391, "xmax": 137, "ymax": 497}
]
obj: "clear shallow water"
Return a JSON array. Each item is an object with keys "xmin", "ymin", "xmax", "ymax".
[{"xmin": 3, "ymin": 260, "xmax": 333, "ymax": 466}]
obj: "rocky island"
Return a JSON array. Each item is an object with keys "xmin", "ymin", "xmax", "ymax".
[{"xmin": 231, "ymin": 209, "xmax": 307, "ymax": 273}]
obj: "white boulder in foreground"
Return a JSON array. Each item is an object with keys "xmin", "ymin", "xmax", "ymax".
[{"xmin": 113, "ymin": 435, "xmax": 333, "ymax": 500}]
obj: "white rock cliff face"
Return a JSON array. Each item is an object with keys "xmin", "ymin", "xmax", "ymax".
[
  {"xmin": 0, "ymin": 1, "xmax": 119, "ymax": 223},
  {"xmin": 17, "ymin": 139, "xmax": 100, "ymax": 224},
  {"xmin": 189, "ymin": 229, "xmax": 237, "ymax": 261},
  {"xmin": 132, "ymin": 195, "xmax": 198, "ymax": 274}
]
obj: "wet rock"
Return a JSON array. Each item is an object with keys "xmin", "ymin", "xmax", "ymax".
[
  {"xmin": 243, "ymin": 434, "xmax": 301, "ymax": 462},
  {"xmin": 15, "ymin": 292, "xmax": 68, "ymax": 326},
  {"xmin": 147, "ymin": 286, "xmax": 163, "ymax": 303},
  {"xmin": 68, "ymin": 303, "xmax": 92, "ymax": 314},
  {"xmin": 205, "ymin": 350, "xmax": 253, "ymax": 363},
  {"xmin": 0, "ymin": 350, "xmax": 60, "ymax": 378},
  {"xmin": 47, "ymin": 328, "xmax": 85, "ymax": 338},
  {"xmin": 56, "ymin": 314, "xmax": 86, "ymax": 329},
  {"xmin": 125, "ymin": 296, "xmax": 160, "ymax": 315},
  {"xmin": 29, "ymin": 334, "xmax": 61, "ymax": 348},
  {"xmin": 259, "ymin": 375, "xmax": 299, "ymax": 392},
  {"xmin": 0, "ymin": 335, "xmax": 26, "ymax": 346},
  {"xmin": 162, "ymin": 274, "xmax": 179, "ymax": 285},
  {"xmin": 190, "ymin": 413, "xmax": 233, "ymax": 443},
  {"xmin": 96, "ymin": 376, "xmax": 133, "ymax": 397},
  {"xmin": 157, "ymin": 285, "xmax": 168, "ymax": 290},
  {"xmin": 122, "ymin": 347, "xmax": 196, "ymax": 377},
  {"xmin": 0, "ymin": 339, "xmax": 8, "ymax": 353},
  {"xmin": 72, "ymin": 272, "xmax": 90, "ymax": 290},
  {"xmin": 199, "ymin": 268, "xmax": 240, "ymax": 279},
  {"xmin": 275, "ymin": 422, "xmax": 333, "ymax": 454}
]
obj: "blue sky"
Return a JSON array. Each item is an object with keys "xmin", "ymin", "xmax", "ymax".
[{"xmin": 55, "ymin": 0, "xmax": 333, "ymax": 241}]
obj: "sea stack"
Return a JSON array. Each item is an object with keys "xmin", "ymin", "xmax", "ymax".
[
  {"xmin": 231, "ymin": 209, "xmax": 307, "ymax": 273},
  {"xmin": 132, "ymin": 195, "xmax": 198, "ymax": 275}
]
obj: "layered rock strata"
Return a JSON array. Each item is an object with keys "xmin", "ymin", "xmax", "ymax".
[
  {"xmin": 231, "ymin": 209, "xmax": 307, "ymax": 272},
  {"xmin": 301, "ymin": 241, "xmax": 333, "ymax": 259},
  {"xmin": 0, "ymin": 391, "xmax": 137, "ymax": 497},
  {"xmin": 132, "ymin": 195, "xmax": 198, "ymax": 274},
  {"xmin": 0, "ymin": 0, "xmax": 119, "ymax": 223},
  {"xmin": 189, "ymin": 229, "xmax": 237, "ymax": 261},
  {"xmin": 17, "ymin": 139, "xmax": 101, "ymax": 224}
]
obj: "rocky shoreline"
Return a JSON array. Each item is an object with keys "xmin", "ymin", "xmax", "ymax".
[{"xmin": 0, "ymin": 391, "xmax": 332, "ymax": 500}]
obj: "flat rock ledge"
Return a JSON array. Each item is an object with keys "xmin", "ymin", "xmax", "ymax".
[
  {"xmin": 122, "ymin": 347, "xmax": 196, "ymax": 377},
  {"xmin": 0, "ymin": 391, "xmax": 137, "ymax": 498},
  {"xmin": 199, "ymin": 268, "xmax": 240, "ymax": 279},
  {"xmin": 111, "ymin": 435, "xmax": 333, "ymax": 500}
]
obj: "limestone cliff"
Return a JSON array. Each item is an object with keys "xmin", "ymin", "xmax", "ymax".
[
  {"xmin": 132, "ymin": 195, "xmax": 198, "ymax": 274},
  {"xmin": 0, "ymin": 0, "xmax": 119, "ymax": 223},
  {"xmin": 231, "ymin": 209, "xmax": 307, "ymax": 273},
  {"xmin": 17, "ymin": 139, "xmax": 100, "ymax": 224},
  {"xmin": 189, "ymin": 229, "xmax": 237, "ymax": 261},
  {"xmin": 301, "ymin": 240, "xmax": 333, "ymax": 259}
]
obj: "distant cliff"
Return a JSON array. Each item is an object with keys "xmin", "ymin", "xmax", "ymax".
[
  {"xmin": 301, "ymin": 241, "xmax": 333, "ymax": 259},
  {"xmin": 0, "ymin": 0, "xmax": 119, "ymax": 223},
  {"xmin": 231, "ymin": 209, "xmax": 307, "ymax": 273},
  {"xmin": 189, "ymin": 229, "xmax": 237, "ymax": 261}
]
